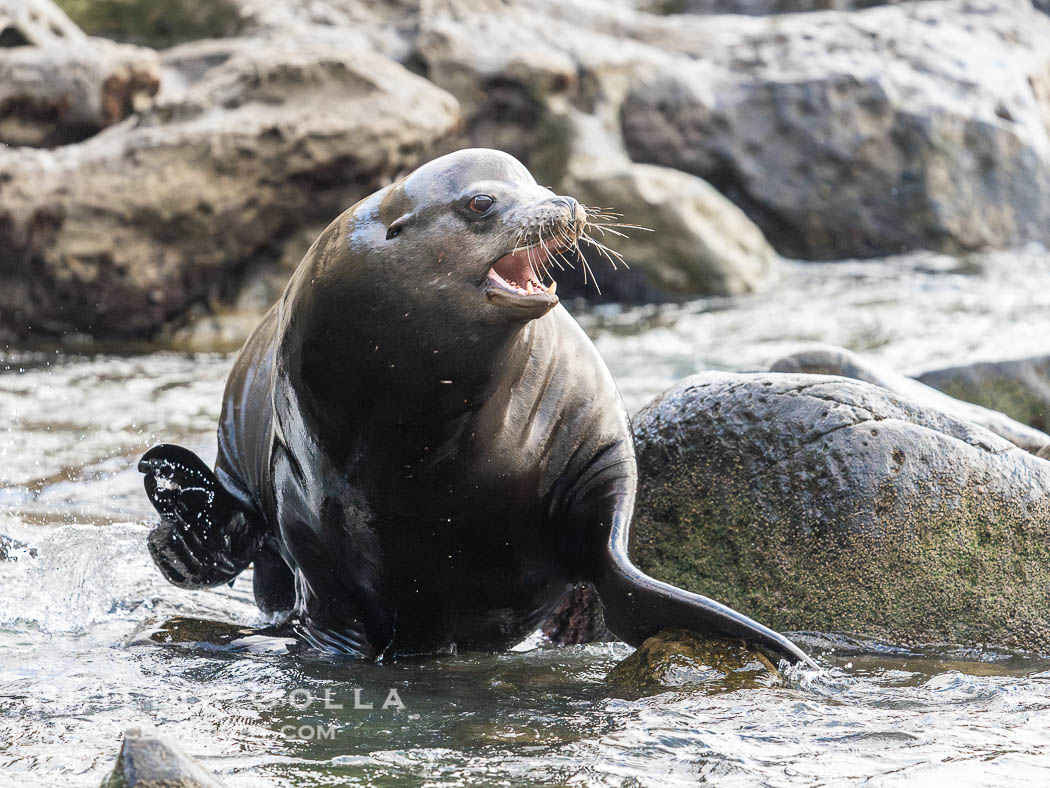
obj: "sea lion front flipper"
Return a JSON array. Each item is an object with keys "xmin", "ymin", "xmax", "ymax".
[{"xmin": 139, "ymin": 444, "xmax": 266, "ymax": 589}]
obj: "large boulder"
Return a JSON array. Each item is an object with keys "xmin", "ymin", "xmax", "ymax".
[
  {"xmin": 771, "ymin": 345, "xmax": 1050, "ymax": 455},
  {"xmin": 631, "ymin": 371, "xmax": 1050, "ymax": 651},
  {"xmin": 917, "ymin": 355, "xmax": 1050, "ymax": 435},
  {"xmin": 620, "ymin": 0, "xmax": 1050, "ymax": 259},
  {"xmin": 0, "ymin": 43, "xmax": 459, "ymax": 341},
  {"xmin": 0, "ymin": 0, "xmax": 160, "ymax": 147}
]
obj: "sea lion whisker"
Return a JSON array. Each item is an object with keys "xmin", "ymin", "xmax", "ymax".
[{"xmin": 581, "ymin": 232, "xmax": 628, "ymax": 270}]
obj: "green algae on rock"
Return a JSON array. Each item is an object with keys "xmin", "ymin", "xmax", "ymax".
[
  {"xmin": 631, "ymin": 372, "xmax": 1050, "ymax": 653},
  {"xmin": 606, "ymin": 628, "xmax": 780, "ymax": 697},
  {"xmin": 56, "ymin": 0, "xmax": 243, "ymax": 48},
  {"xmin": 917, "ymin": 356, "xmax": 1050, "ymax": 436}
]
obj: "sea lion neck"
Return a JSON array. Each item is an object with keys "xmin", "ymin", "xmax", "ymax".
[{"xmin": 278, "ymin": 289, "xmax": 538, "ymax": 443}]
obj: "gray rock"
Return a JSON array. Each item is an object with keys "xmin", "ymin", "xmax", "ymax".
[
  {"xmin": 771, "ymin": 345, "xmax": 1050, "ymax": 455},
  {"xmin": 416, "ymin": 8, "xmax": 779, "ymax": 301},
  {"xmin": 0, "ymin": 533, "xmax": 34, "ymax": 560},
  {"xmin": 0, "ymin": 0, "xmax": 159, "ymax": 147},
  {"xmin": 631, "ymin": 371, "xmax": 1050, "ymax": 651},
  {"xmin": 558, "ymin": 110, "xmax": 780, "ymax": 299},
  {"xmin": 620, "ymin": 0, "xmax": 1050, "ymax": 260},
  {"xmin": 0, "ymin": 43, "xmax": 459, "ymax": 342},
  {"xmin": 917, "ymin": 355, "xmax": 1050, "ymax": 436},
  {"xmin": 101, "ymin": 728, "xmax": 225, "ymax": 788},
  {"xmin": 645, "ymin": 0, "xmax": 912, "ymax": 14}
]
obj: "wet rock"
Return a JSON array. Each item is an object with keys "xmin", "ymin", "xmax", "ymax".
[
  {"xmin": 0, "ymin": 533, "xmax": 35, "ymax": 560},
  {"xmin": 631, "ymin": 371, "xmax": 1050, "ymax": 651},
  {"xmin": 606, "ymin": 628, "xmax": 779, "ymax": 696},
  {"xmin": 56, "ymin": 0, "xmax": 243, "ymax": 48},
  {"xmin": 771, "ymin": 345, "xmax": 1050, "ymax": 455},
  {"xmin": 647, "ymin": 0, "xmax": 913, "ymax": 14},
  {"xmin": 541, "ymin": 582, "xmax": 609, "ymax": 645},
  {"xmin": 0, "ymin": 0, "xmax": 160, "ymax": 147},
  {"xmin": 101, "ymin": 727, "xmax": 226, "ymax": 788},
  {"xmin": 126, "ymin": 615, "xmax": 300, "ymax": 654},
  {"xmin": 0, "ymin": 44, "xmax": 459, "ymax": 342},
  {"xmin": 620, "ymin": 0, "xmax": 1050, "ymax": 259},
  {"xmin": 916, "ymin": 356, "xmax": 1050, "ymax": 436}
]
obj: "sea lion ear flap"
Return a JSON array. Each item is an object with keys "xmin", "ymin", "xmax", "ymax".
[{"xmin": 386, "ymin": 213, "xmax": 412, "ymax": 240}]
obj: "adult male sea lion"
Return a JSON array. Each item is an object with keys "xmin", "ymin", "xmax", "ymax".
[{"xmin": 140, "ymin": 149, "xmax": 813, "ymax": 665}]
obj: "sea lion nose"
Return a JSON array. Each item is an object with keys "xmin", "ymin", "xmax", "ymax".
[{"xmin": 552, "ymin": 196, "xmax": 583, "ymax": 232}]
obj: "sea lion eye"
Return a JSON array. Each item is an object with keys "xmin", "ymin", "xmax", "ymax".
[{"xmin": 468, "ymin": 195, "xmax": 495, "ymax": 214}]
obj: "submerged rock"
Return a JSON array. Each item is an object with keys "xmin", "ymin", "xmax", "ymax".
[
  {"xmin": 0, "ymin": 533, "xmax": 35, "ymax": 560},
  {"xmin": 771, "ymin": 345, "xmax": 1050, "ymax": 455},
  {"xmin": 917, "ymin": 355, "xmax": 1050, "ymax": 436},
  {"xmin": 631, "ymin": 371, "xmax": 1050, "ymax": 652},
  {"xmin": 127, "ymin": 615, "xmax": 299, "ymax": 654},
  {"xmin": 101, "ymin": 728, "xmax": 225, "ymax": 788},
  {"xmin": 606, "ymin": 628, "xmax": 780, "ymax": 696}
]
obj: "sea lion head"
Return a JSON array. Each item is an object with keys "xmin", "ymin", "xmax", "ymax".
[{"xmin": 339, "ymin": 148, "xmax": 585, "ymax": 325}]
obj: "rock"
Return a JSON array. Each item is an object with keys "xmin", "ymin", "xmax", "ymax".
[
  {"xmin": 0, "ymin": 0, "xmax": 160, "ymax": 147},
  {"xmin": 645, "ymin": 0, "xmax": 912, "ymax": 14},
  {"xmin": 417, "ymin": 13, "xmax": 779, "ymax": 301},
  {"xmin": 55, "ymin": 0, "xmax": 244, "ymax": 48},
  {"xmin": 620, "ymin": 0, "xmax": 1050, "ymax": 259},
  {"xmin": 101, "ymin": 728, "xmax": 226, "ymax": 788},
  {"xmin": 563, "ymin": 161, "xmax": 780, "ymax": 299},
  {"xmin": 631, "ymin": 371, "xmax": 1050, "ymax": 651},
  {"xmin": 606, "ymin": 628, "xmax": 780, "ymax": 696},
  {"xmin": 0, "ymin": 0, "xmax": 84, "ymax": 45},
  {"xmin": 126, "ymin": 615, "xmax": 300, "ymax": 654},
  {"xmin": 917, "ymin": 356, "xmax": 1050, "ymax": 435},
  {"xmin": 771, "ymin": 345, "xmax": 1050, "ymax": 455},
  {"xmin": 0, "ymin": 43, "xmax": 459, "ymax": 342},
  {"xmin": 415, "ymin": 3, "xmax": 579, "ymax": 169},
  {"xmin": 541, "ymin": 582, "xmax": 609, "ymax": 645},
  {"xmin": 0, "ymin": 533, "xmax": 35, "ymax": 560}
]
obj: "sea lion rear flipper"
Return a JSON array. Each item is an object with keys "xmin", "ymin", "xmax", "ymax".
[
  {"xmin": 139, "ymin": 444, "xmax": 266, "ymax": 589},
  {"xmin": 595, "ymin": 510, "xmax": 817, "ymax": 668}
]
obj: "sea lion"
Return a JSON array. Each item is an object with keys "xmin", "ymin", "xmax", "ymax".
[{"xmin": 140, "ymin": 148, "xmax": 814, "ymax": 665}]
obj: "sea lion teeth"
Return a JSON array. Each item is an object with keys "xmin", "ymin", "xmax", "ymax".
[
  {"xmin": 527, "ymin": 281, "xmax": 534, "ymax": 295},
  {"xmin": 547, "ymin": 281, "xmax": 557, "ymax": 295}
]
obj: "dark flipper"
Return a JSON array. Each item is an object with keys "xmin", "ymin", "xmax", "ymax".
[
  {"xmin": 252, "ymin": 541, "xmax": 296, "ymax": 616},
  {"xmin": 139, "ymin": 444, "xmax": 266, "ymax": 590},
  {"xmin": 598, "ymin": 511, "xmax": 817, "ymax": 668}
]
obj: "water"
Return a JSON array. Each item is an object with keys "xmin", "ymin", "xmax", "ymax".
[{"xmin": 4, "ymin": 248, "xmax": 1050, "ymax": 786}]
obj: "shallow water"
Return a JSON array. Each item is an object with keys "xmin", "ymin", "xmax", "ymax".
[{"xmin": 4, "ymin": 248, "xmax": 1050, "ymax": 786}]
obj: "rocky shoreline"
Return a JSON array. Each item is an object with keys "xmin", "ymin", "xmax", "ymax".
[{"xmin": 3, "ymin": 0, "xmax": 1050, "ymax": 343}]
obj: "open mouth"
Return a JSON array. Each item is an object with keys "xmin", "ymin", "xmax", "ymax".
[{"xmin": 485, "ymin": 243, "xmax": 561, "ymax": 299}]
